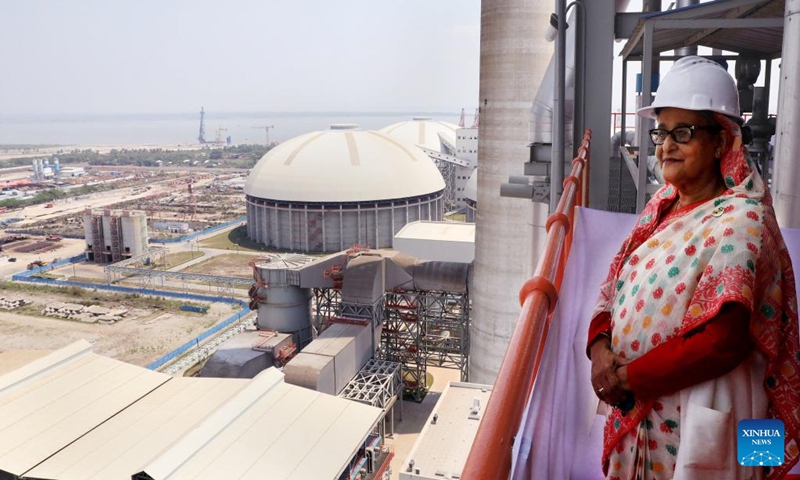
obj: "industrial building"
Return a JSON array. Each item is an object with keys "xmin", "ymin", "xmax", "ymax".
[
  {"xmin": 393, "ymin": 221, "xmax": 475, "ymax": 263},
  {"xmin": 244, "ymin": 125, "xmax": 446, "ymax": 253},
  {"xmin": 463, "ymin": 171, "xmax": 477, "ymax": 223},
  {"xmin": 0, "ymin": 341, "xmax": 386, "ymax": 480},
  {"xmin": 228, "ymin": 248, "xmax": 472, "ymax": 404},
  {"xmin": 31, "ymin": 157, "xmax": 60, "ymax": 182},
  {"xmin": 399, "ymin": 382, "xmax": 493, "ymax": 480},
  {"xmin": 379, "ymin": 117, "xmax": 478, "ymax": 210},
  {"xmin": 83, "ymin": 209, "xmax": 148, "ymax": 263}
]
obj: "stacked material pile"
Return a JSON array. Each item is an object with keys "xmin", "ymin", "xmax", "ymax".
[
  {"xmin": 0, "ymin": 296, "xmax": 30, "ymax": 310},
  {"xmin": 42, "ymin": 303, "xmax": 129, "ymax": 324}
]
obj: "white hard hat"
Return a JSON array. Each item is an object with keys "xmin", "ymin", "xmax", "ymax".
[{"xmin": 637, "ymin": 56, "xmax": 743, "ymax": 123}]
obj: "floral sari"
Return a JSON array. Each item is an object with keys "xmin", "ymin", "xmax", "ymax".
[{"xmin": 592, "ymin": 114, "xmax": 800, "ymax": 479}]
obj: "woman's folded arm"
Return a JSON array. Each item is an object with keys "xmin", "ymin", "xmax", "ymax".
[{"xmin": 622, "ymin": 302, "xmax": 754, "ymax": 399}]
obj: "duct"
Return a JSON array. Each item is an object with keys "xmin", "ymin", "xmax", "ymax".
[
  {"xmin": 773, "ymin": 0, "xmax": 800, "ymax": 227},
  {"xmin": 675, "ymin": 0, "xmax": 699, "ymax": 56},
  {"xmin": 412, "ymin": 261, "xmax": 471, "ymax": 294},
  {"xmin": 528, "ymin": 21, "xmax": 576, "ymax": 152},
  {"xmin": 616, "ymin": 0, "xmax": 632, "ymax": 12},
  {"xmin": 341, "ymin": 255, "xmax": 385, "ymax": 304},
  {"xmin": 384, "ymin": 253, "xmax": 416, "ymax": 291},
  {"xmin": 746, "ymin": 87, "xmax": 776, "ymax": 181}
]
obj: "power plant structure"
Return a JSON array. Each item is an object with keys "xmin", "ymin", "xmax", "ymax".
[
  {"xmin": 202, "ymin": 248, "xmax": 471, "ymax": 404},
  {"xmin": 379, "ymin": 117, "xmax": 478, "ymax": 211},
  {"xmin": 83, "ymin": 209, "xmax": 149, "ymax": 263},
  {"xmin": 30, "ymin": 157, "xmax": 60, "ymax": 182},
  {"xmin": 244, "ymin": 125, "xmax": 446, "ymax": 253},
  {"xmin": 464, "ymin": 170, "xmax": 477, "ymax": 223}
]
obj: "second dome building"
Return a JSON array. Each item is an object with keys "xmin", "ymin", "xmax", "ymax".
[{"xmin": 245, "ymin": 125, "xmax": 446, "ymax": 252}]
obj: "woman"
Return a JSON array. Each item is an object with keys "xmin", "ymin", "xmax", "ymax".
[{"xmin": 588, "ymin": 56, "xmax": 800, "ymax": 479}]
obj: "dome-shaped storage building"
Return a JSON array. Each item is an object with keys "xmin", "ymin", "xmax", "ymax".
[
  {"xmin": 379, "ymin": 117, "xmax": 459, "ymax": 154},
  {"xmin": 245, "ymin": 125, "xmax": 446, "ymax": 252}
]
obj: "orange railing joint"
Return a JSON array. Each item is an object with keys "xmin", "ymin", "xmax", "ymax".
[
  {"xmin": 518, "ymin": 275, "xmax": 559, "ymax": 313},
  {"xmin": 545, "ymin": 211, "xmax": 570, "ymax": 234},
  {"xmin": 562, "ymin": 175, "xmax": 581, "ymax": 192}
]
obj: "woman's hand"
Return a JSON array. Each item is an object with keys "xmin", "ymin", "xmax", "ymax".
[{"xmin": 590, "ymin": 337, "xmax": 627, "ymax": 405}]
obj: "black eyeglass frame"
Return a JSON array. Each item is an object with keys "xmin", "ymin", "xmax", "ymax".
[{"xmin": 648, "ymin": 125, "xmax": 722, "ymax": 145}]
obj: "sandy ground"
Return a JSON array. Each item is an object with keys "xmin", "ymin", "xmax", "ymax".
[
  {"xmin": 0, "ymin": 175, "xmax": 215, "ymax": 229},
  {"xmin": 0, "ymin": 298, "xmax": 236, "ymax": 367},
  {"xmin": 0, "ymin": 237, "xmax": 87, "ymax": 280}
]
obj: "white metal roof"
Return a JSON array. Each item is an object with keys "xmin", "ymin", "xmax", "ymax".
[
  {"xmin": 394, "ymin": 221, "xmax": 475, "ymax": 243},
  {"xmin": 399, "ymin": 382, "xmax": 493, "ymax": 480},
  {"xmin": 379, "ymin": 117, "xmax": 459, "ymax": 152},
  {"xmin": 244, "ymin": 126, "xmax": 445, "ymax": 203},
  {"xmin": 0, "ymin": 341, "xmax": 383, "ymax": 480}
]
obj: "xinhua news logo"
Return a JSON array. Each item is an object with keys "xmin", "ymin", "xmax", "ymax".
[{"xmin": 738, "ymin": 419, "xmax": 784, "ymax": 467}]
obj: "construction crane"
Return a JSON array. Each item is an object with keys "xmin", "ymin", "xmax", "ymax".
[
  {"xmin": 198, "ymin": 107, "xmax": 207, "ymax": 144},
  {"xmin": 252, "ymin": 125, "xmax": 275, "ymax": 145},
  {"xmin": 458, "ymin": 108, "xmax": 466, "ymax": 128}
]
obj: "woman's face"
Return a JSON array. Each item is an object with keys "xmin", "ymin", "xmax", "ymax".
[{"xmin": 655, "ymin": 108, "xmax": 724, "ymax": 193}]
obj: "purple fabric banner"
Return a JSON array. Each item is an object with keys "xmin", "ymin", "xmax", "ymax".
[{"xmin": 511, "ymin": 207, "xmax": 800, "ymax": 479}]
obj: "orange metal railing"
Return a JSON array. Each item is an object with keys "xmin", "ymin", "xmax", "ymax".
[{"xmin": 461, "ymin": 129, "xmax": 592, "ymax": 480}]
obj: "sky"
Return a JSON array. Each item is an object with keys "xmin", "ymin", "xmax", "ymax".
[{"xmin": 0, "ymin": 1, "xmax": 481, "ymax": 116}]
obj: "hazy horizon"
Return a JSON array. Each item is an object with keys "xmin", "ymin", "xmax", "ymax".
[{"xmin": 0, "ymin": 1, "xmax": 480, "ymax": 116}]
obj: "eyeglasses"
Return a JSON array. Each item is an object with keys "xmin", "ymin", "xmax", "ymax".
[{"xmin": 648, "ymin": 125, "xmax": 721, "ymax": 145}]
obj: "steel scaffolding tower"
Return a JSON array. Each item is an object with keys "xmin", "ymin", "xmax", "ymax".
[
  {"xmin": 419, "ymin": 290, "xmax": 470, "ymax": 380},
  {"xmin": 381, "ymin": 291, "xmax": 426, "ymax": 401}
]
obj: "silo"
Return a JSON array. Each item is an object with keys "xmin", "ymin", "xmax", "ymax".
[
  {"xmin": 471, "ymin": 0, "xmax": 553, "ymax": 384},
  {"xmin": 120, "ymin": 210, "xmax": 147, "ymax": 257},
  {"xmin": 378, "ymin": 117, "xmax": 459, "ymax": 154},
  {"xmin": 101, "ymin": 210, "xmax": 114, "ymax": 255},
  {"xmin": 83, "ymin": 209, "xmax": 94, "ymax": 253},
  {"xmin": 245, "ymin": 125, "xmax": 445, "ymax": 252}
]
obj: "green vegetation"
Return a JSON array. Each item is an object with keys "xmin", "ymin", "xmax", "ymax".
[
  {"xmin": 0, "ymin": 182, "xmax": 114, "ymax": 209},
  {"xmin": 199, "ymin": 225, "xmax": 273, "ymax": 252},
  {"xmin": 139, "ymin": 251, "xmax": 205, "ymax": 270},
  {"xmin": 0, "ymin": 281, "xmax": 199, "ymax": 311},
  {"xmin": 445, "ymin": 213, "xmax": 467, "ymax": 222},
  {"xmin": 0, "ymin": 144, "xmax": 271, "ymax": 170},
  {"xmin": 180, "ymin": 253, "xmax": 255, "ymax": 279}
]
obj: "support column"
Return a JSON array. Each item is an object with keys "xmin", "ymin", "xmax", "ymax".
[
  {"xmin": 774, "ymin": 0, "xmax": 800, "ymax": 227},
  {"xmin": 471, "ymin": 0, "xmax": 552, "ymax": 384}
]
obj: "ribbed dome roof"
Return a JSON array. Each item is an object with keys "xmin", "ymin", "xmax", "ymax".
[
  {"xmin": 378, "ymin": 117, "xmax": 458, "ymax": 152},
  {"xmin": 245, "ymin": 126, "xmax": 445, "ymax": 202},
  {"xmin": 464, "ymin": 168, "xmax": 477, "ymax": 202}
]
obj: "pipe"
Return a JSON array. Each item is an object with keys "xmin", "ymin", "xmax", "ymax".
[
  {"xmin": 552, "ymin": 0, "xmax": 567, "ymax": 213},
  {"xmin": 571, "ymin": 2, "xmax": 586, "ymax": 161},
  {"xmin": 773, "ymin": 0, "xmax": 800, "ymax": 227},
  {"xmin": 674, "ymin": 0, "xmax": 699, "ymax": 56}
]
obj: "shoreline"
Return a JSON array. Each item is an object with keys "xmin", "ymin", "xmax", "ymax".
[{"xmin": 0, "ymin": 143, "xmax": 208, "ymax": 163}]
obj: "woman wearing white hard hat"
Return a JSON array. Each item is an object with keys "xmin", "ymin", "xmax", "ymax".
[{"xmin": 587, "ymin": 56, "xmax": 800, "ymax": 479}]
